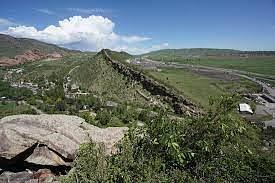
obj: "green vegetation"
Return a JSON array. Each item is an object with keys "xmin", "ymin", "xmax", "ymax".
[
  {"xmin": 149, "ymin": 68, "xmax": 223, "ymax": 108},
  {"xmin": 105, "ymin": 49, "xmax": 133, "ymax": 62},
  {"xmin": 1, "ymin": 43, "xmax": 275, "ymax": 182},
  {"xmin": 182, "ymin": 57, "xmax": 275, "ymax": 76},
  {"xmin": 0, "ymin": 80, "xmax": 32, "ymax": 100},
  {"xmin": 1, "ymin": 51, "xmax": 164, "ymax": 128},
  {"xmin": 0, "ymin": 101, "xmax": 37, "ymax": 118},
  {"xmin": 144, "ymin": 48, "xmax": 241, "ymax": 58},
  {"xmin": 147, "ymin": 68, "xmax": 260, "ymax": 108},
  {"xmin": 70, "ymin": 54, "xmax": 154, "ymax": 108},
  {"xmin": 62, "ymin": 95, "xmax": 275, "ymax": 182},
  {"xmin": 148, "ymin": 53, "xmax": 275, "ymax": 77},
  {"xmin": 80, "ymin": 103, "xmax": 151, "ymax": 128},
  {"xmin": 9, "ymin": 56, "xmax": 81, "ymax": 84}
]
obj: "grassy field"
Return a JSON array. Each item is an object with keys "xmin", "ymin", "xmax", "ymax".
[
  {"xmin": 148, "ymin": 55, "xmax": 275, "ymax": 77},
  {"xmin": 148, "ymin": 68, "xmax": 261, "ymax": 108}
]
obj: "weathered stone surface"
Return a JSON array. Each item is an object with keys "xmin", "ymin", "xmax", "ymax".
[
  {"xmin": 0, "ymin": 169, "xmax": 57, "ymax": 183},
  {"xmin": 0, "ymin": 114, "xmax": 127, "ymax": 167}
]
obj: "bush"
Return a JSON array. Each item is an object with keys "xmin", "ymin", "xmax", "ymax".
[
  {"xmin": 24, "ymin": 108, "xmax": 38, "ymax": 115},
  {"xmin": 79, "ymin": 111, "xmax": 96, "ymax": 125},
  {"xmin": 62, "ymin": 95, "xmax": 275, "ymax": 182},
  {"xmin": 96, "ymin": 109, "xmax": 111, "ymax": 126},
  {"xmin": 55, "ymin": 99, "xmax": 67, "ymax": 112}
]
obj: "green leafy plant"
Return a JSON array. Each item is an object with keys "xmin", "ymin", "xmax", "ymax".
[{"xmin": 62, "ymin": 95, "xmax": 275, "ymax": 182}]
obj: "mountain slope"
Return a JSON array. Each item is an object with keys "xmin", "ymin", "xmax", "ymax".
[
  {"xmin": 0, "ymin": 34, "xmax": 70, "ymax": 57},
  {"xmin": 0, "ymin": 34, "xmax": 74, "ymax": 66}
]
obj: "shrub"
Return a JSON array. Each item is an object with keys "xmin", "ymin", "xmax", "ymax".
[
  {"xmin": 96, "ymin": 109, "xmax": 111, "ymax": 126},
  {"xmin": 62, "ymin": 95, "xmax": 275, "ymax": 182}
]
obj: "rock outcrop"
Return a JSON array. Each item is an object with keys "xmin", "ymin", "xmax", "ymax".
[
  {"xmin": 0, "ymin": 114, "xmax": 127, "ymax": 182},
  {"xmin": 100, "ymin": 50, "xmax": 201, "ymax": 116}
]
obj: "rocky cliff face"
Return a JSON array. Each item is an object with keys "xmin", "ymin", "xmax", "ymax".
[{"xmin": 100, "ymin": 50, "xmax": 201, "ymax": 116}]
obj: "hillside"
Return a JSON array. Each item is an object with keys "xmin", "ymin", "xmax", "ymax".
[
  {"xmin": 144, "ymin": 48, "xmax": 275, "ymax": 58},
  {"xmin": 0, "ymin": 34, "xmax": 74, "ymax": 66},
  {"xmin": 1, "ymin": 49, "xmax": 275, "ymax": 182}
]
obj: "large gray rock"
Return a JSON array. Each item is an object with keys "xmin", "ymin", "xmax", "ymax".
[
  {"xmin": 0, "ymin": 169, "xmax": 57, "ymax": 183},
  {"xmin": 0, "ymin": 114, "xmax": 127, "ymax": 167}
]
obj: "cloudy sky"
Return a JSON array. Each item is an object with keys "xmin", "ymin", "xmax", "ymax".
[{"xmin": 1, "ymin": 0, "xmax": 275, "ymax": 54}]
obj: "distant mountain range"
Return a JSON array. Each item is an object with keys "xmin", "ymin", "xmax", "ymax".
[{"xmin": 1, "ymin": 33, "xmax": 275, "ymax": 67}]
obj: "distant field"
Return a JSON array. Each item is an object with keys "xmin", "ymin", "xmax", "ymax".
[
  {"xmin": 148, "ymin": 56, "xmax": 275, "ymax": 77},
  {"xmin": 148, "ymin": 68, "xmax": 261, "ymax": 108}
]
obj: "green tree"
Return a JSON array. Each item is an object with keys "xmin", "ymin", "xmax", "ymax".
[
  {"xmin": 96, "ymin": 109, "xmax": 111, "ymax": 126},
  {"xmin": 62, "ymin": 95, "xmax": 275, "ymax": 183}
]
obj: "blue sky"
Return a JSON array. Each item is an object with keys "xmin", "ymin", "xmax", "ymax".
[{"xmin": 0, "ymin": 0, "xmax": 275, "ymax": 53}]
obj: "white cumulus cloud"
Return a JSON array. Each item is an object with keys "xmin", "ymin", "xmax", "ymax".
[{"xmin": 3, "ymin": 15, "xmax": 168, "ymax": 54}]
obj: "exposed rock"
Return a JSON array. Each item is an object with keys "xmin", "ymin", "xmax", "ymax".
[
  {"xmin": 0, "ymin": 169, "xmax": 57, "ymax": 183},
  {"xmin": 100, "ymin": 50, "xmax": 201, "ymax": 116},
  {"xmin": 0, "ymin": 49, "xmax": 64, "ymax": 67},
  {"xmin": 0, "ymin": 114, "xmax": 127, "ymax": 163},
  {"xmin": 0, "ymin": 114, "xmax": 127, "ymax": 182}
]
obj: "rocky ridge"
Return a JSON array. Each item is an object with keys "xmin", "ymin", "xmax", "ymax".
[{"xmin": 100, "ymin": 49, "xmax": 201, "ymax": 116}]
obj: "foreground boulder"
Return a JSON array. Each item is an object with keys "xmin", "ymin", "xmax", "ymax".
[{"xmin": 0, "ymin": 114, "xmax": 127, "ymax": 182}]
